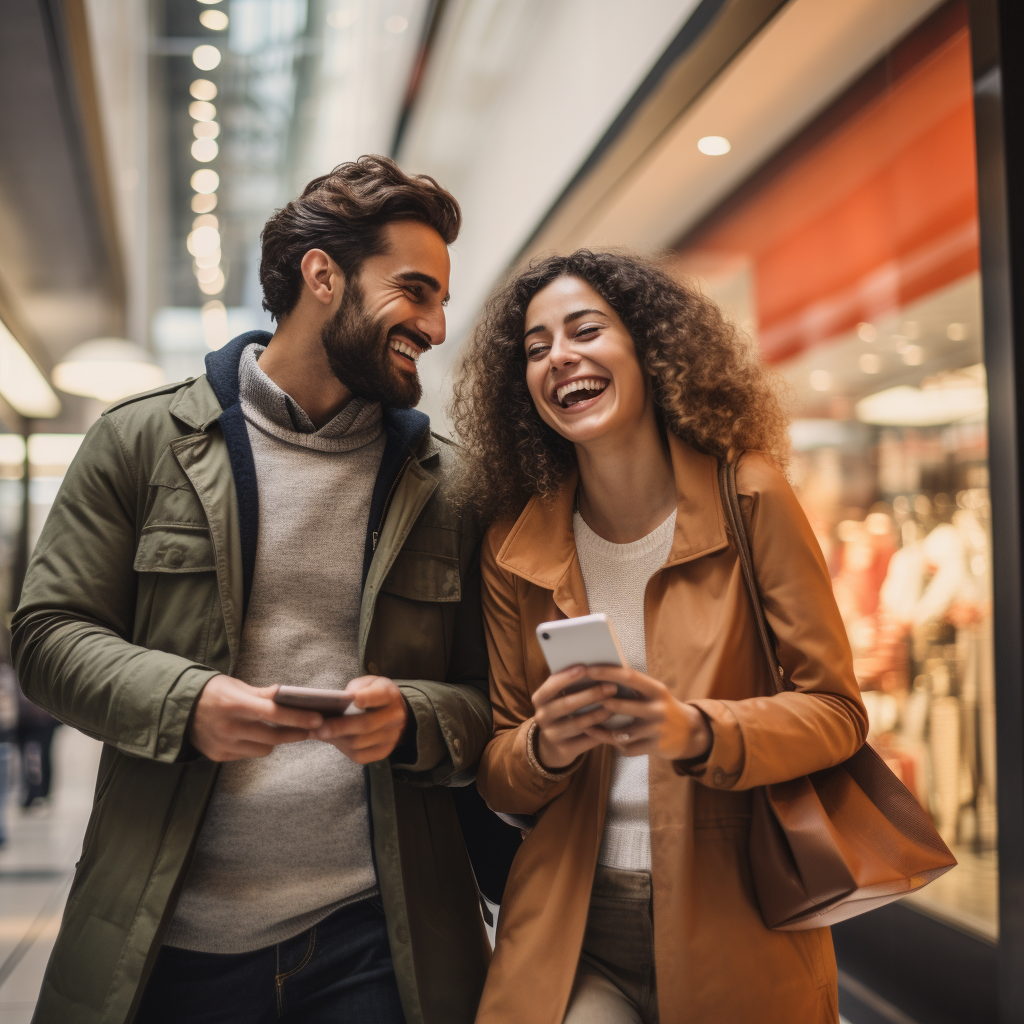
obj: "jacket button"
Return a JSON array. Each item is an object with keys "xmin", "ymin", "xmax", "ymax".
[
  {"xmin": 712, "ymin": 767, "xmax": 726, "ymax": 787},
  {"xmin": 368, "ymin": 661, "xmax": 379, "ymax": 675},
  {"xmin": 396, "ymin": 924, "xmax": 409, "ymax": 943},
  {"xmin": 452, "ymin": 737, "xmax": 461, "ymax": 756},
  {"xmin": 164, "ymin": 548, "xmax": 184, "ymax": 567}
]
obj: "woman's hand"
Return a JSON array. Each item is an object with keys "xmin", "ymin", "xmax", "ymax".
[
  {"xmin": 532, "ymin": 665, "xmax": 617, "ymax": 769},
  {"xmin": 583, "ymin": 665, "xmax": 712, "ymax": 762}
]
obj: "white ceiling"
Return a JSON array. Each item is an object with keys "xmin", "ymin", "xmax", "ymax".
[{"xmin": 397, "ymin": 0, "xmax": 703, "ymax": 427}]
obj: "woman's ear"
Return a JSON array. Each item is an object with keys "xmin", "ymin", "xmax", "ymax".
[{"xmin": 299, "ymin": 249, "xmax": 345, "ymax": 307}]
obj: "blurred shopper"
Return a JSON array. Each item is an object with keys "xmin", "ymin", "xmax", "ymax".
[
  {"xmin": 15, "ymin": 687, "xmax": 60, "ymax": 808},
  {"xmin": 453, "ymin": 250, "xmax": 868, "ymax": 1024},
  {"xmin": 0, "ymin": 651, "xmax": 16, "ymax": 845},
  {"xmin": 12, "ymin": 156, "xmax": 494, "ymax": 1024}
]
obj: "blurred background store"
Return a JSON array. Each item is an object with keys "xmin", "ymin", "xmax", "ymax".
[{"xmin": 1, "ymin": 0, "xmax": 1023, "ymax": 1021}]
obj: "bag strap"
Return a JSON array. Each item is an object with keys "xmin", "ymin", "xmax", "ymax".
[{"xmin": 717, "ymin": 458, "xmax": 786, "ymax": 696}]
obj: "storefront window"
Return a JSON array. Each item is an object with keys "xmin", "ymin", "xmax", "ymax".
[{"xmin": 674, "ymin": 1, "xmax": 996, "ymax": 939}]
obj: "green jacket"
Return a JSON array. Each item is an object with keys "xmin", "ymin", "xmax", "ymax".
[{"xmin": 12, "ymin": 332, "xmax": 493, "ymax": 1024}]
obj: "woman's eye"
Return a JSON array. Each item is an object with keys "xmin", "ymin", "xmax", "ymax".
[
  {"xmin": 576, "ymin": 325, "xmax": 600, "ymax": 338},
  {"xmin": 526, "ymin": 345, "xmax": 549, "ymax": 359}
]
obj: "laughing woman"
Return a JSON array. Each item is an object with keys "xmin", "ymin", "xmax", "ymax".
[{"xmin": 451, "ymin": 250, "xmax": 868, "ymax": 1024}]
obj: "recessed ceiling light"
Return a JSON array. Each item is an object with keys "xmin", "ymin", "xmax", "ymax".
[
  {"xmin": 809, "ymin": 370, "xmax": 832, "ymax": 392},
  {"xmin": 199, "ymin": 269, "xmax": 226, "ymax": 296},
  {"xmin": 189, "ymin": 100, "xmax": 216, "ymax": 122},
  {"xmin": 902, "ymin": 345, "xmax": 924, "ymax": 366},
  {"xmin": 192, "ymin": 193, "xmax": 218, "ymax": 213},
  {"xmin": 193, "ymin": 214, "xmax": 219, "ymax": 230},
  {"xmin": 947, "ymin": 322, "xmax": 968, "ymax": 341},
  {"xmin": 194, "ymin": 120, "xmax": 220, "ymax": 139},
  {"xmin": 859, "ymin": 353, "xmax": 881, "ymax": 374},
  {"xmin": 192, "ymin": 45, "xmax": 222, "ymax": 71},
  {"xmin": 187, "ymin": 225, "xmax": 221, "ymax": 258},
  {"xmin": 857, "ymin": 322, "xmax": 877, "ymax": 342},
  {"xmin": 191, "ymin": 137, "xmax": 218, "ymax": 162},
  {"xmin": 191, "ymin": 168, "xmax": 220, "ymax": 194},
  {"xmin": 190, "ymin": 79, "xmax": 217, "ymax": 101},
  {"xmin": 199, "ymin": 9, "xmax": 228, "ymax": 30},
  {"xmin": 697, "ymin": 136, "xmax": 730, "ymax": 156}
]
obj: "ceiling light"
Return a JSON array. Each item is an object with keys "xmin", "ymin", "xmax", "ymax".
[
  {"xmin": 190, "ymin": 79, "xmax": 218, "ymax": 101},
  {"xmin": 187, "ymin": 225, "xmax": 221, "ymax": 257},
  {"xmin": 202, "ymin": 300, "xmax": 229, "ymax": 350},
  {"xmin": 194, "ymin": 249, "xmax": 222, "ymax": 270},
  {"xmin": 385, "ymin": 14, "xmax": 408, "ymax": 32},
  {"xmin": 859, "ymin": 353, "xmax": 881, "ymax": 374},
  {"xmin": 199, "ymin": 270, "xmax": 226, "ymax": 296},
  {"xmin": 697, "ymin": 136, "xmax": 731, "ymax": 156},
  {"xmin": 199, "ymin": 9, "xmax": 228, "ymax": 29},
  {"xmin": 327, "ymin": 9, "xmax": 357, "ymax": 28},
  {"xmin": 809, "ymin": 369, "xmax": 832, "ymax": 392},
  {"xmin": 191, "ymin": 137, "xmax": 219, "ymax": 162},
  {"xmin": 189, "ymin": 100, "xmax": 217, "ymax": 122},
  {"xmin": 857, "ymin": 322, "xmax": 877, "ymax": 342},
  {"xmin": 193, "ymin": 45, "xmax": 222, "ymax": 71},
  {"xmin": 195, "ymin": 266, "xmax": 222, "ymax": 284},
  {"xmin": 0, "ymin": 319, "xmax": 61, "ymax": 418},
  {"xmin": 193, "ymin": 214, "xmax": 219, "ymax": 230},
  {"xmin": 194, "ymin": 120, "xmax": 220, "ymax": 139},
  {"xmin": 197, "ymin": 0, "xmax": 222, "ymax": 4},
  {"xmin": 192, "ymin": 193, "xmax": 217, "ymax": 213},
  {"xmin": 947, "ymin": 323, "xmax": 968, "ymax": 341},
  {"xmin": 27, "ymin": 434, "xmax": 85, "ymax": 468},
  {"xmin": 902, "ymin": 345, "xmax": 924, "ymax": 366},
  {"xmin": 856, "ymin": 384, "xmax": 986, "ymax": 426},
  {"xmin": 191, "ymin": 168, "xmax": 219, "ymax": 194},
  {"xmin": 903, "ymin": 321, "xmax": 920, "ymax": 340},
  {"xmin": 52, "ymin": 339, "xmax": 165, "ymax": 403}
]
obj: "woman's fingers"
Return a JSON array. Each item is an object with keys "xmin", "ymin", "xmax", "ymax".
[
  {"xmin": 541, "ymin": 704, "xmax": 614, "ymax": 741},
  {"xmin": 599, "ymin": 696, "xmax": 665, "ymax": 722},
  {"xmin": 537, "ymin": 684, "xmax": 617, "ymax": 725}
]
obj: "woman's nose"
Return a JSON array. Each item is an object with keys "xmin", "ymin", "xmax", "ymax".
[{"xmin": 549, "ymin": 335, "xmax": 580, "ymax": 368}]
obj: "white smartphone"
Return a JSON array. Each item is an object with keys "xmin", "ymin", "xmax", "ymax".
[{"xmin": 535, "ymin": 613, "xmax": 638, "ymax": 730}]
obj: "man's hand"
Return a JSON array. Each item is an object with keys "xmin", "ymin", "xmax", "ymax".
[
  {"xmin": 188, "ymin": 675, "xmax": 324, "ymax": 762},
  {"xmin": 312, "ymin": 675, "xmax": 409, "ymax": 764}
]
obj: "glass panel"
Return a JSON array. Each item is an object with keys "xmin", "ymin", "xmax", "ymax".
[{"xmin": 674, "ymin": 3, "xmax": 997, "ymax": 940}]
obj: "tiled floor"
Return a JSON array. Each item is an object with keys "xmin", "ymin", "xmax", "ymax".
[{"xmin": 0, "ymin": 727, "xmax": 100, "ymax": 1024}]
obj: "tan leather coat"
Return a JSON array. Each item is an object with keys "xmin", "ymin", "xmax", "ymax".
[{"xmin": 474, "ymin": 437, "xmax": 868, "ymax": 1024}]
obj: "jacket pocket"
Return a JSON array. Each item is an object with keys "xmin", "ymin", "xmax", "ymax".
[
  {"xmin": 134, "ymin": 524, "xmax": 216, "ymax": 573},
  {"xmin": 381, "ymin": 550, "xmax": 461, "ymax": 603}
]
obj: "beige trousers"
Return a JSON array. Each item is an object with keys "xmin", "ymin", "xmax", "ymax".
[{"xmin": 563, "ymin": 866, "xmax": 659, "ymax": 1024}]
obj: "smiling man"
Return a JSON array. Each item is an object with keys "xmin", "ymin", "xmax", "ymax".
[{"xmin": 12, "ymin": 157, "xmax": 495, "ymax": 1024}]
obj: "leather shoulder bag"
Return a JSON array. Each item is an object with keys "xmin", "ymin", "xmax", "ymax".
[{"xmin": 718, "ymin": 457, "xmax": 957, "ymax": 930}]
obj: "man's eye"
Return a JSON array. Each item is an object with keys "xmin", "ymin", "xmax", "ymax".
[{"xmin": 406, "ymin": 286, "xmax": 423, "ymax": 300}]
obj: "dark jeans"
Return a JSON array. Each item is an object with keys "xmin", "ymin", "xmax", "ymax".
[{"xmin": 135, "ymin": 896, "xmax": 406, "ymax": 1024}]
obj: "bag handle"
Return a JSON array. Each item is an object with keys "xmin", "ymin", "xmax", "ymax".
[{"xmin": 717, "ymin": 458, "xmax": 786, "ymax": 696}]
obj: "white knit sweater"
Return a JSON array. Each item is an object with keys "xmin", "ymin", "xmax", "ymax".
[{"xmin": 573, "ymin": 508, "xmax": 676, "ymax": 872}]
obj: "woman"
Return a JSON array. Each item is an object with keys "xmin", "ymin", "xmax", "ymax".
[{"xmin": 452, "ymin": 251, "xmax": 867, "ymax": 1024}]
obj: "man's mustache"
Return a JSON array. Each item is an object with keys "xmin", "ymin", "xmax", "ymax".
[{"xmin": 388, "ymin": 325, "xmax": 429, "ymax": 352}]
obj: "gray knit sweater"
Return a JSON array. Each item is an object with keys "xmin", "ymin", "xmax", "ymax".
[{"xmin": 165, "ymin": 343, "xmax": 386, "ymax": 953}]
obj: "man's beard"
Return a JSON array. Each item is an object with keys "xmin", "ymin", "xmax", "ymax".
[{"xmin": 319, "ymin": 281, "xmax": 422, "ymax": 408}]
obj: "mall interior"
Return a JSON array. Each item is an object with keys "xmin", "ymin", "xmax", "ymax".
[{"xmin": 1, "ymin": 0, "xmax": 1023, "ymax": 1021}]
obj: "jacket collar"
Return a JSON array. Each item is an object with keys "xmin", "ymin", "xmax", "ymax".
[
  {"xmin": 170, "ymin": 329, "xmax": 433, "ymax": 454},
  {"xmin": 496, "ymin": 433, "xmax": 728, "ymax": 613}
]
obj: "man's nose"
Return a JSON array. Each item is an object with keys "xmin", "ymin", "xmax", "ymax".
[{"xmin": 416, "ymin": 307, "xmax": 446, "ymax": 347}]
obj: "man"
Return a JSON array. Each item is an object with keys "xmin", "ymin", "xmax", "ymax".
[{"xmin": 13, "ymin": 156, "xmax": 495, "ymax": 1024}]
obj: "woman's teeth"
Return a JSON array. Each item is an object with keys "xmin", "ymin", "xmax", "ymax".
[
  {"xmin": 390, "ymin": 339, "xmax": 421, "ymax": 363},
  {"xmin": 556, "ymin": 378, "xmax": 609, "ymax": 407}
]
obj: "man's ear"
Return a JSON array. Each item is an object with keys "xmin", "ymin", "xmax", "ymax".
[{"xmin": 299, "ymin": 249, "xmax": 344, "ymax": 307}]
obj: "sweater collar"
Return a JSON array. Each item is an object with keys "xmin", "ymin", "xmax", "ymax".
[{"xmin": 495, "ymin": 433, "xmax": 728, "ymax": 615}]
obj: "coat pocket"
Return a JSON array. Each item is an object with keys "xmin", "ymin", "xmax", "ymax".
[
  {"xmin": 134, "ymin": 524, "xmax": 216, "ymax": 573},
  {"xmin": 381, "ymin": 550, "xmax": 461, "ymax": 603}
]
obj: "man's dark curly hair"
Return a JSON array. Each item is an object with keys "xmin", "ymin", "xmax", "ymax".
[
  {"xmin": 450, "ymin": 249, "xmax": 790, "ymax": 522},
  {"xmin": 260, "ymin": 155, "xmax": 461, "ymax": 321}
]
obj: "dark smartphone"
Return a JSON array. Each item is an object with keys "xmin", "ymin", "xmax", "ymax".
[{"xmin": 273, "ymin": 686, "xmax": 364, "ymax": 718}]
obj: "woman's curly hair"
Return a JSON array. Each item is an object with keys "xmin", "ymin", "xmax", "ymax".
[{"xmin": 450, "ymin": 249, "xmax": 790, "ymax": 522}]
